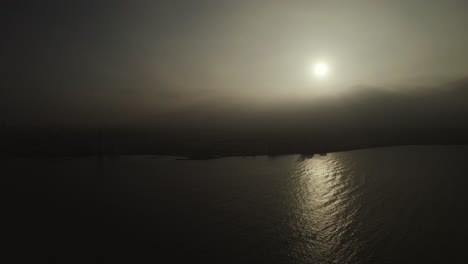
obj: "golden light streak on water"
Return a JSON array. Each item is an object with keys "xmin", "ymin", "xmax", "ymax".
[{"xmin": 285, "ymin": 153, "xmax": 363, "ymax": 263}]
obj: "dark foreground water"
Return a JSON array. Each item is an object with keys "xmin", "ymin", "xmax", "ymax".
[{"xmin": 6, "ymin": 145, "xmax": 468, "ymax": 263}]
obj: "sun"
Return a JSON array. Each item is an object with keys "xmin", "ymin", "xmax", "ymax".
[{"xmin": 313, "ymin": 62, "xmax": 329, "ymax": 78}]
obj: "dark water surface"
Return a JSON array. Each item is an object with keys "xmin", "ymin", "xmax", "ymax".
[{"xmin": 7, "ymin": 146, "xmax": 468, "ymax": 263}]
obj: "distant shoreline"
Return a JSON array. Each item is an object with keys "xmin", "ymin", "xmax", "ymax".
[{"xmin": 2, "ymin": 143, "xmax": 467, "ymax": 160}]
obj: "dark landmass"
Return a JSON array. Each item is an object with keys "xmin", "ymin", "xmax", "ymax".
[{"xmin": 2, "ymin": 78, "xmax": 468, "ymax": 158}]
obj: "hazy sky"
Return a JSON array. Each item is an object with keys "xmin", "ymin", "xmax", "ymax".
[{"xmin": 3, "ymin": 0, "xmax": 468, "ymax": 126}]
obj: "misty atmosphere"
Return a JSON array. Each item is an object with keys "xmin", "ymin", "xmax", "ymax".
[
  {"xmin": 3, "ymin": 1, "xmax": 468, "ymax": 158},
  {"xmin": 5, "ymin": 1, "xmax": 468, "ymax": 263},
  {"xmin": 3, "ymin": 78, "xmax": 468, "ymax": 157}
]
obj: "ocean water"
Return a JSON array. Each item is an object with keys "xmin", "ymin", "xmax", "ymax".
[{"xmin": 6, "ymin": 145, "xmax": 468, "ymax": 263}]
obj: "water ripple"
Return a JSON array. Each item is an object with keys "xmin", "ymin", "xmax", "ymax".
[{"xmin": 283, "ymin": 153, "xmax": 364, "ymax": 263}]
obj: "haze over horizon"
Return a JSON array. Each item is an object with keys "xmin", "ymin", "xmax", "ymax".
[
  {"xmin": 6, "ymin": 3, "xmax": 468, "ymax": 264},
  {"xmin": 3, "ymin": 0, "xmax": 468, "ymax": 129}
]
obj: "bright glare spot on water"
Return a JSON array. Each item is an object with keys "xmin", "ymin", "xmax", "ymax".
[{"xmin": 288, "ymin": 153, "xmax": 361, "ymax": 263}]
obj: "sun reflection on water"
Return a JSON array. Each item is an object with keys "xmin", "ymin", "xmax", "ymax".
[{"xmin": 285, "ymin": 153, "xmax": 362, "ymax": 263}]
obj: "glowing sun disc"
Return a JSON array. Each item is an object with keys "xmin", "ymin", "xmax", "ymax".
[{"xmin": 313, "ymin": 63, "xmax": 329, "ymax": 78}]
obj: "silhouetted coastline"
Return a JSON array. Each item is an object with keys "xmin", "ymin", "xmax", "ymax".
[{"xmin": 3, "ymin": 78, "xmax": 468, "ymax": 159}]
